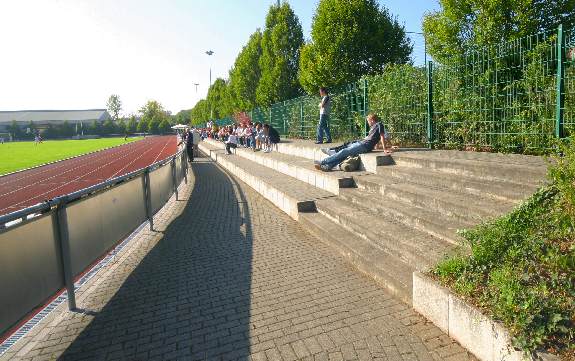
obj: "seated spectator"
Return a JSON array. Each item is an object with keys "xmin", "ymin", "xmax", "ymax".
[
  {"xmin": 263, "ymin": 124, "xmax": 280, "ymax": 153},
  {"xmin": 314, "ymin": 113, "xmax": 388, "ymax": 172},
  {"xmin": 225, "ymin": 128, "xmax": 238, "ymax": 155}
]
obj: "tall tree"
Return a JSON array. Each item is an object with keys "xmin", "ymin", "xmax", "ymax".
[
  {"xmin": 229, "ymin": 30, "xmax": 263, "ymax": 110},
  {"xmin": 190, "ymin": 99, "xmax": 210, "ymax": 126},
  {"xmin": 207, "ymin": 78, "xmax": 233, "ymax": 120},
  {"xmin": 126, "ymin": 115, "xmax": 137, "ymax": 134},
  {"xmin": 106, "ymin": 94, "xmax": 122, "ymax": 121},
  {"xmin": 256, "ymin": 2, "xmax": 304, "ymax": 106},
  {"xmin": 423, "ymin": 0, "xmax": 575, "ymax": 63},
  {"xmin": 298, "ymin": 0, "xmax": 412, "ymax": 93}
]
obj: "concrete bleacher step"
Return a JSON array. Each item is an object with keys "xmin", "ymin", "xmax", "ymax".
[
  {"xmin": 298, "ymin": 212, "xmax": 414, "ymax": 303},
  {"xmin": 377, "ymin": 165, "xmax": 538, "ymax": 203},
  {"xmin": 275, "ymin": 140, "xmax": 393, "ymax": 173},
  {"xmin": 353, "ymin": 174, "xmax": 513, "ymax": 223},
  {"xmin": 337, "ymin": 188, "xmax": 472, "ymax": 245},
  {"xmin": 204, "ymin": 138, "xmax": 364, "ymax": 194},
  {"xmin": 314, "ymin": 197, "xmax": 453, "ymax": 272},
  {"xmin": 198, "ymin": 141, "xmax": 334, "ymax": 220},
  {"xmin": 390, "ymin": 151, "xmax": 547, "ymax": 186}
]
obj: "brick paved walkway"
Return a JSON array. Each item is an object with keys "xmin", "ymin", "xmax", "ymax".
[{"xmin": 2, "ymin": 155, "xmax": 475, "ymax": 361}]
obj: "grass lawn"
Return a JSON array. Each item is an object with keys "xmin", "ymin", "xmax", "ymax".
[{"xmin": 0, "ymin": 137, "xmax": 141, "ymax": 175}]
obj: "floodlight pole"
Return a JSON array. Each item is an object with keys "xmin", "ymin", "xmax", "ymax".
[{"xmin": 206, "ymin": 50, "xmax": 214, "ymax": 118}]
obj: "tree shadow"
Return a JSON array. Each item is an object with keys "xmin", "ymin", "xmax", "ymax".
[{"xmin": 59, "ymin": 156, "xmax": 254, "ymax": 360}]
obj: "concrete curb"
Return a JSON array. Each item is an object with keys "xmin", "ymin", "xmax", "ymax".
[
  {"xmin": 412, "ymin": 272, "xmax": 559, "ymax": 361},
  {"xmin": 204, "ymin": 138, "xmax": 357, "ymax": 195},
  {"xmin": 198, "ymin": 143, "xmax": 316, "ymax": 220}
]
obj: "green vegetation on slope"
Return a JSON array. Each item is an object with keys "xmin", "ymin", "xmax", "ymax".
[
  {"xmin": 434, "ymin": 142, "xmax": 575, "ymax": 357},
  {"xmin": 0, "ymin": 137, "xmax": 141, "ymax": 175}
]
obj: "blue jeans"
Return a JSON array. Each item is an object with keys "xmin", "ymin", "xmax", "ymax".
[
  {"xmin": 321, "ymin": 141, "xmax": 369, "ymax": 169},
  {"xmin": 316, "ymin": 114, "xmax": 332, "ymax": 143}
]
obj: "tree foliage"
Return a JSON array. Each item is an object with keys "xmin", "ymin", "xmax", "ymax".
[
  {"xmin": 423, "ymin": 0, "xmax": 575, "ymax": 63},
  {"xmin": 229, "ymin": 30, "xmax": 263, "ymax": 111},
  {"xmin": 256, "ymin": 2, "xmax": 304, "ymax": 106},
  {"xmin": 139, "ymin": 100, "xmax": 169, "ymax": 134},
  {"xmin": 106, "ymin": 94, "xmax": 122, "ymax": 121},
  {"xmin": 298, "ymin": 0, "xmax": 412, "ymax": 93},
  {"xmin": 190, "ymin": 99, "xmax": 210, "ymax": 126}
]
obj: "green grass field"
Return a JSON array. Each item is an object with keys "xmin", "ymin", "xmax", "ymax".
[{"xmin": 0, "ymin": 137, "xmax": 141, "ymax": 176}]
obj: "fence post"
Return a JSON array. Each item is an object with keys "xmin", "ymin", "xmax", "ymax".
[
  {"xmin": 427, "ymin": 61, "xmax": 434, "ymax": 148},
  {"xmin": 300, "ymin": 100, "xmax": 304, "ymax": 138},
  {"xmin": 556, "ymin": 24, "xmax": 565, "ymax": 139},
  {"xmin": 142, "ymin": 168, "xmax": 153, "ymax": 231},
  {"xmin": 283, "ymin": 101, "xmax": 287, "ymax": 135},
  {"xmin": 363, "ymin": 78, "xmax": 369, "ymax": 136},
  {"xmin": 182, "ymin": 151, "xmax": 188, "ymax": 185},
  {"xmin": 54, "ymin": 196, "xmax": 76, "ymax": 310},
  {"xmin": 170, "ymin": 158, "xmax": 178, "ymax": 201}
]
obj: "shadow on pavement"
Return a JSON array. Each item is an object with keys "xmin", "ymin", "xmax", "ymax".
[{"xmin": 59, "ymin": 156, "xmax": 254, "ymax": 360}]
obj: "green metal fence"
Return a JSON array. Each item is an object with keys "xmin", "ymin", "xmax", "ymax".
[{"xmin": 211, "ymin": 24, "xmax": 573, "ymax": 154}]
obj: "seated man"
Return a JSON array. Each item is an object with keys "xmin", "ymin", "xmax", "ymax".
[{"xmin": 314, "ymin": 113, "xmax": 387, "ymax": 171}]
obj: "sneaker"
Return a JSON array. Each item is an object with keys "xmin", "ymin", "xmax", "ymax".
[
  {"xmin": 314, "ymin": 163, "xmax": 322, "ymax": 170},
  {"xmin": 320, "ymin": 164, "xmax": 332, "ymax": 172},
  {"xmin": 264, "ymin": 149, "xmax": 271, "ymax": 153},
  {"xmin": 314, "ymin": 141, "xmax": 323, "ymax": 144},
  {"xmin": 321, "ymin": 148, "xmax": 335, "ymax": 156}
]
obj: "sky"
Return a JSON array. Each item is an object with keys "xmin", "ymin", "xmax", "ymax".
[{"xmin": 0, "ymin": 0, "xmax": 439, "ymax": 116}]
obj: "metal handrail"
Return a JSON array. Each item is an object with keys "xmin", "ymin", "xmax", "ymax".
[{"xmin": 0, "ymin": 148, "xmax": 185, "ymax": 227}]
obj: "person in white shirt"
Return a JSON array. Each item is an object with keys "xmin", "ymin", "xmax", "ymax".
[{"xmin": 225, "ymin": 126, "xmax": 238, "ymax": 154}]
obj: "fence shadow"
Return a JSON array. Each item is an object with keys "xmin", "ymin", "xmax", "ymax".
[{"xmin": 59, "ymin": 156, "xmax": 254, "ymax": 360}]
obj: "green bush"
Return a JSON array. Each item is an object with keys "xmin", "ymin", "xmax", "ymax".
[{"xmin": 434, "ymin": 141, "xmax": 575, "ymax": 355}]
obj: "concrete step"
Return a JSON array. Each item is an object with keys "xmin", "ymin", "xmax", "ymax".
[
  {"xmin": 376, "ymin": 165, "xmax": 538, "ymax": 203},
  {"xmin": 314, "ymin": 197, "xmax": 454, "ymax": 271},
  {"xmin": 299, "ymin": 212, "xmax": 414, "ymax": 303},
  {"xmin": 204, "ymin": 138, "xmax": 364, "ymax": 194},
  {"xmin": 394, "ymin": 148, "xmax": 549, "ymax": 167},
  {"xmin": 337, "ymin": 188, "xmax": 473, "ymax": 245},
  {"xmin": 390, "ymin": 152, "xmax": 547, "ymax": 186},
  {"xmin": 198, "ymin": 141, "xmax": 334, "ymax": 220},
  {"xmin": 275, "ymin": 140, "xmax": 393, "ymax": 173},
  {"xmin": 353, "ymin": 174, "xmax": 514, "ymax": 222}
]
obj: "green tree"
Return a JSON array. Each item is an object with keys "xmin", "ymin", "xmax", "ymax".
[
  {"xmin": 174, "ymin": 109, "xmax": 191, "ymax": 125},
  {"xmin": 59, "ymin": 120, "xmax": 74, "ymax": 137},
  {"xmin": 256, "ymin": 2, "xmax": 304, "ymax": 106},
  {"xmin": 207, "ymin": 78, "xmax": 233, "ymax": 119},
  {"xmin": 106, "ymin": 94, "xmax": 122, "ymax": 121},
  {"xmin": 158, "ymin": 118, "xmax": 171, "ymax": 134},
  {"xmin": 136, "ymin": 119, "xmax": 147, "ymax": 133},
  {"xmin": 126, "ymin": 115, "xmax": 137, "ymax": 134},
  {"xmin": 102, "ymin": 119, "xmax": 115, "ymax": 135},
  {"xmin": 117, "ymin": 119, "xmax": 126, "ymax": 134},
  {"xmin": 8, "ymin": 120, "xmax": 22, "ymax": 139},
  {"xmin": 147, "ymin": 116, "xmax": 160, "ymax": 134},
  {"xmin": 139, "ymin": 100, "xmax": 169, "ymax": 134},
  {"xmin": 422, "ymin": 0, "xmax": 575, "ymax": 63},
  {"xmin": 298, "ymin": 0, "xmax": 412, "ymax": 93},
  {"xmin": 229, "ymin": 30, "xmax": 263, "ymax": 110},
  {"xmin": 190, "ymin": 99, "xmax": 210, "ymax": 126}
]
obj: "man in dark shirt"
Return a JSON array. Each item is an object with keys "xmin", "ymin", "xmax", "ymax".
[{"xmin": 314, "ymin": 113, "xmax": 387, "ymax": 171}]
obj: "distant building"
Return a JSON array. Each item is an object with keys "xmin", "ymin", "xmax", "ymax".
[{"xmin": 0, "ymin": 109, "xmax": 111, "ymax": 132}]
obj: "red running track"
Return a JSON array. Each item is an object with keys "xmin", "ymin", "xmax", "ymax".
[{"xmin": 0, "ymin": 136, "xmax": 178, "ymax": 216}]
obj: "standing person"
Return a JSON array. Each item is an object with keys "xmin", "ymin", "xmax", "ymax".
[
  {"xmin": 225, "ymin": 126, "xmax": 238, "ymax": 154},
  {"xmin": 263, "ymin": 124, "xmax": 280, "ymax": 153},
  {"xmin": 314, "ymin": 113, "xmax": 387, "ymax": 171},
  {"xmin": 178, "ymin": 129, "xmax": 195, "ymax": 162},
  {"xmin": 316, "ymin": 87, "xmax": 332, "ymax": 144}
]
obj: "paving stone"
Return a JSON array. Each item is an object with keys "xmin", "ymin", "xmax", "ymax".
[{"xmin": 2, "ymin": 156, "xmax": 475, "ymax": 361}]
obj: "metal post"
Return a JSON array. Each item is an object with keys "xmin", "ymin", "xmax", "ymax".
[
  {"xmin": 54, "ymin": 197, "xmax": 76, "ymax": 310},
  {"xmin": 170, "ymin": 158, "xmax": 178, "ymax": 201},
  {"xmin": 182, "ymin": 151, "xmax": 188, "ymax": 185},
  {"xmin": 427, "ymin": 61, "xmax": 434, "ymax": 148},
  {"xmin": 300, "ymin": 101, "xmax": 304, "ymax": 138},
  {"xmin": 556, "ymin": 24, "xmax": 565, "ymax": 139},
  {"xmin": 363, "ymin": 78, "xmax": 368, "ymax": 136},
  {"xmin": 142, "ymin": 169, "xmax": 153, "ymax": 231}
]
